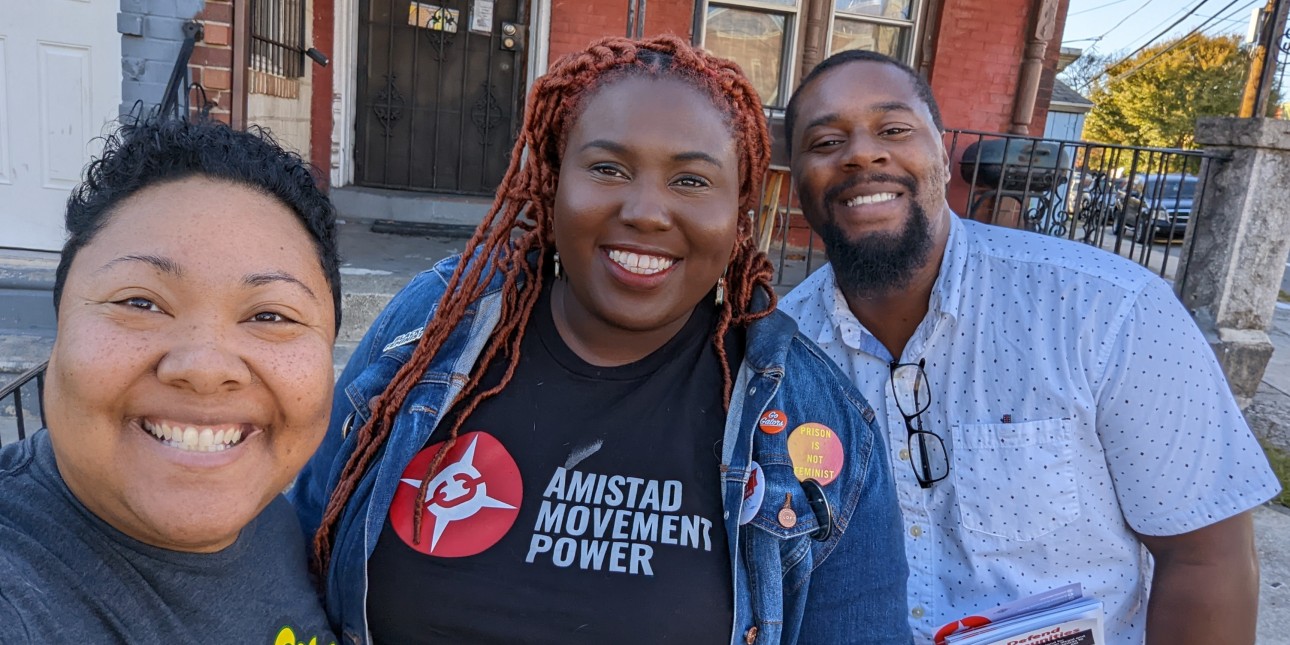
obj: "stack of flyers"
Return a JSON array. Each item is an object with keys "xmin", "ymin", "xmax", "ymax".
[{"xmin": 934, "ymin": 583, "xmax": 1105, "ymax": 645}]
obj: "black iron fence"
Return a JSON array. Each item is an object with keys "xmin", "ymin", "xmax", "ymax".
[
  {"xmin": 0, "ymin": 362, "xmax": 46, "ymax": 447},
  {"xmin": 756, "ymin": 129, "xmax": 1217, "ymax": 288}
]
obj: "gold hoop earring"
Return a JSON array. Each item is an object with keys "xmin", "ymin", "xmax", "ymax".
[
  {"xmin": 553, "ymin": 252, "xmax": 562, "ymax": 280},
  {"xmin": 715, "ymin": 271, "xmax": 726, "ymax": 306}
]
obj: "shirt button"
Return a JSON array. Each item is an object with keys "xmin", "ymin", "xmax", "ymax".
[
  {"xmin": 911, "ymin": 606, "xmax": 925, "ymax": 619},
  {"xmin": 910, "ymin": 525, "xmax": 923, "ymax": 538},
  {"xmin": 898, "ymin": 448, "xmax": 910, "ymax": 461}
]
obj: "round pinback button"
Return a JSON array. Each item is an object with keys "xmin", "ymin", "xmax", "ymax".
[
  {"xmin": 787, "ymin": 422, "xmax": 845, "ymax": 486},
  {"xmin": 739, "ymin": 462, "xmax": 766, "ymax": 526},
  {"xmin": 778, "ymin": 506, "xmax": 797, "ymax": 529},
  {"xmin": 758, "ymin": 409, "xmax": 788, "ymax": 434}
]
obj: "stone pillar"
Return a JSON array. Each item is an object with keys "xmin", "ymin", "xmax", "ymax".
[{"xmin": 1175, "ymin": 117, "xmax": 1290, "ymax": 407}]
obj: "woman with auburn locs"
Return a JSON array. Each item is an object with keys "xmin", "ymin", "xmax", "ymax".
[{"xmin": 291, "ymin": 36, "xmax": 910, "ymax": 644}]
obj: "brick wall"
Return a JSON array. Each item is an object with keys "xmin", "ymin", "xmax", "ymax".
[
  {"xmin": 928, "ymin": 0, "xmax": 1070, "ymax": 134},
  {"xmin": 928, "ymin": 0, "xmax": 1029, "ymax": 133},
  {"xmin": 548, "ymin": 0, "xmax": 694, "ymax": 65},
  {"xmin": 644, "ymin": 0, "xmax": 695, "ymax": 41},
  {"xmin": 188, "ymin": 0, "xmax": 234, "ymax": 124}
]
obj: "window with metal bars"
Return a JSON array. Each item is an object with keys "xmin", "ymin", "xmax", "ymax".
[{"xmin": 251, "ymin": 0, "xmax": 307, "ymax": 78}]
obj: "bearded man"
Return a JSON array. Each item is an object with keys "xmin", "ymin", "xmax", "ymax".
[{"xmin": 778, "ymin": 49, "xmax": 1279, "ymax": 645}]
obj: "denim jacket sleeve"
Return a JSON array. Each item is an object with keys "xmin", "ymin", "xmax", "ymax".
[
  {"xmin": 288, "ymin": 265, "xmax": 452, "ymax": 540},
  {"xmin": 794, "ymin": 370, "xmax": 909, "ymax": 644},
  {"xmin": 734, "ymin": 319, "xmax": 911, "ymax": 645}
]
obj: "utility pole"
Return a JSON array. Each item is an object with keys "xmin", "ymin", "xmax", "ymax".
[{"xmin": 1240, "ymin": 0, "xmax": 1290, "ymax": 117}]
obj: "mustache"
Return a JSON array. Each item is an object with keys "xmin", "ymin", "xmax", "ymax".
[{"xmin": 823, "ymin": 173, "xmax": 918, "ymax": 204}]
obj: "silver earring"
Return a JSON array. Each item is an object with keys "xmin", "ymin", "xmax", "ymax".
[
  {"xmin": 715, "ymin": 274, "xmax": 726, "ymax": 306},
  {"xmin": 553, "ymin": 252, "xmax": 562, "ymax": 279}
]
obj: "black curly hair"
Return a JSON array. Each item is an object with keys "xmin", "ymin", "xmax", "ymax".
[{"xmin": 53, "ymin": 116, "xmax": 342, "ymax": 327}]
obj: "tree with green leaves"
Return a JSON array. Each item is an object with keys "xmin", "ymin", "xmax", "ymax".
[{"xmin": 1081, "ymin": 34, "xmax": 1267, "ymax": 149}]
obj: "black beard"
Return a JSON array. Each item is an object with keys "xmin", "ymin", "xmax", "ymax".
[{"xmin": 816, "ymin": 191, "xmax": 934, "ymax": 300}]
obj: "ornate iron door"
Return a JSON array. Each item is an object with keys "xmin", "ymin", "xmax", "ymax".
[{"xmin": 356, "ymin": 0, "xmax": 525, "ymax": 195}]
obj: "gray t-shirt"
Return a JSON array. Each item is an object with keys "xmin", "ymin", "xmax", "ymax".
[{"xmin": 0, "ymin": 430, "xmax": 337, "ymax": 645}]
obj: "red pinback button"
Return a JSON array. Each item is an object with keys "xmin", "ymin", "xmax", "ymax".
[{"xmin": 758, "ymin": 409, "xmax": 788, "ymax": 434}]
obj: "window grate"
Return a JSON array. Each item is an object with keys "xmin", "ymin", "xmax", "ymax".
[{"xmin": 251, "ymin": 0, "xmax": 307, "ymax": 78}]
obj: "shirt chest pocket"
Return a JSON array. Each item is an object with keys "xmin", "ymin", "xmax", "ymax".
[{"xmin": 949, "ymin": 418, "xmax": 1080, "ymax": 541}]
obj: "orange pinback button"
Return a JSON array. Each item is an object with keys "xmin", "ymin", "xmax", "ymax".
[
  {"xmin": 759, "ymin": 409, "xmax": 788, "ymax": 434},
  {"xmin": 787, "ymin": 422, "xmax": 845, "ymax": 486}
]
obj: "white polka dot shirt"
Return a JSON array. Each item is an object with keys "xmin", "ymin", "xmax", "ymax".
[{"xmin": 779, "ymin": 214, "xmax": 1280, "ymax": 644}]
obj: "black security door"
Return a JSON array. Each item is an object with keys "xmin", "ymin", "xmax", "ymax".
[{"xmin": 357, "ymin": 0, "xmax": 526, "ymax": 195}]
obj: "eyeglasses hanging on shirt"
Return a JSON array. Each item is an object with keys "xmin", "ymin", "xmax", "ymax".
[{"xmin": 889, "ymin": 359, "xmax": 949, "ymax": 489}]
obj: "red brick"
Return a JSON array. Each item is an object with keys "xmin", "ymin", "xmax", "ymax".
[
  {"xmin": 198, "ymin": 1, "xmax": 233, "ymax": 23},
  {"xmin": 204, "ymin": 68, "xmax": 231, "ymax": 90},
  {"xmin": 191, "ymin": 44, "xmax": 232, "ymax": 67},
  {"xmin": 203, "ymin": 23, "xmax": 231, "ymax": 46}
]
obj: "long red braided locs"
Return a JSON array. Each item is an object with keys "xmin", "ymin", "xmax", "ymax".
[{"xmin": 310, "ymin": 34, "xmax": 777, "ymax": 580}]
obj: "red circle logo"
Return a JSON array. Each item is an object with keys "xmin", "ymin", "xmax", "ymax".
[{"xmin": 388, "ymin": 431, "xmax": 523, "ymax": 557}]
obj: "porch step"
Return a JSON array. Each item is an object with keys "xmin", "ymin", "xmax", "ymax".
[{"xmin": 331, "ymin": 186, "xmax": 492, "ymax": 230}]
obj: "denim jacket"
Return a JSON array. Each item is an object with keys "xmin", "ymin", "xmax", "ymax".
[{"xmin": 291, "ymin": 254, "xmax": 911, "ymax": 645}]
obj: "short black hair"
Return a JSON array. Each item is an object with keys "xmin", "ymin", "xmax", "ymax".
[
  {"xmin": 784, "ymin": 50, "xmax": 944, "ymax": 157},
  {"xmin": 54, "ymin": 117, "xmax": 342, "ymax": 328}
]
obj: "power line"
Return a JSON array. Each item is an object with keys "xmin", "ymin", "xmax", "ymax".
[
  {"xmin": 1081, "ymin": 0, "xmax": 1252, "ymax": 89},
  {"xmin": 1196, "ymin": 0, "xmax": 1264, "ymax": 34},
  {"xmin": 1108, "ymin": 0, "xmax": 1217, "ymax": 68},
  {"xmin": 1070, "ymin": 0, "xmax": 1135, "ymax": 17},
  {"xmin": 1122, "ymin": 1, "xmax": 1202, "ymax": 51},
  {"xmin": 1080, "ymin": 0, "xmax": 1170, "ymax": 49}
]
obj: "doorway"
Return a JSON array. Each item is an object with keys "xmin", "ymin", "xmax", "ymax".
[{"xmin": 355, "ymin": 0, "xmax": 526, "ymax": 195}]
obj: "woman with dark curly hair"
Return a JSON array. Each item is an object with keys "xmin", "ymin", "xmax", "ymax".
[
  {"xmin": 293, "ymin": 36, "xmax": 909, "ymax": 645},
  {"xmin": 0, "ymin": 117, "xmax": 338, "ymax": 645}
]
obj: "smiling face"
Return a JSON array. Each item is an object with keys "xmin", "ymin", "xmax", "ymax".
[
  {"xmin": 550, "ymin": 76, "xmax": 741, "ymax": 363},
  {"xmin": 45, "ymin": 176, "xmax": 337, "ymax": 553},
  {"xmin": 789, "ymin": 61, "xmax": 952, "ymax": 296}
]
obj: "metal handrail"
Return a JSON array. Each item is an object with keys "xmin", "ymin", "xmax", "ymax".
[
  {"xmin": 158, "ymin": 21, "xmax": 205, "ymax": 122},
  {"xmin": 1, "ymin": 361, "xmax": 48, "ymax": 445}
]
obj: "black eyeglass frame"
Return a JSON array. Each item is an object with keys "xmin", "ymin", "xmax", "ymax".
[{"xmin": 889, "ymin": 358, "xmax": 949, "ymax": 489}]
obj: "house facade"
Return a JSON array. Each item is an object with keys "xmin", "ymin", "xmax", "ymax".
[{"xmin": 0, "ymin": 0, "xmax": 1072, "ymax": 250}]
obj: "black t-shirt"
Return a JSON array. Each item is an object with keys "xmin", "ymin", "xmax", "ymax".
[{"xmin": 366, "ymin": 284, "xmax": 740, "ymax": 644}]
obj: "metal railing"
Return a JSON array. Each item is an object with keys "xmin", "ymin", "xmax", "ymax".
[
  {"xmin": 756, "ymin": 130, "xmax": 1217, "ymax": 288},
  {"xmin": 157, "ymin": 21, "xmax": 216, "ymax": 123},
  {"xmin": 0, "ymin": 362, "xmax": 47, "ymax": 447}
]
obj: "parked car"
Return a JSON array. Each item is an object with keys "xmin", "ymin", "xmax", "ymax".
[{"xmin": 1122, "ymin": 173, "xmax": 1197, "ymax": 243}]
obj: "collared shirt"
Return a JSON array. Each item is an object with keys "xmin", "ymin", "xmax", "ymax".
[{"xmin": 780, "ymin": 214, "xmax": 1280, "ymax": 644}]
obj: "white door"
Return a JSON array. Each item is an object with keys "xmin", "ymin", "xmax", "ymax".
[{"xmin": 0, "ymin": 0, "xmax": 121, "ymax": 251}]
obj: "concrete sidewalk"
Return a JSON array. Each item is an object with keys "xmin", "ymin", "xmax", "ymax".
[{"xmin": 1254, "ymin": 306, "xmax": 1290, "ymax": 644}]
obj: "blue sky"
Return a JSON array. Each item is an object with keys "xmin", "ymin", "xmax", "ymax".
[{"xmin": 1061, "ymin": 0, "xmax": 1265, "ymax": 60}]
